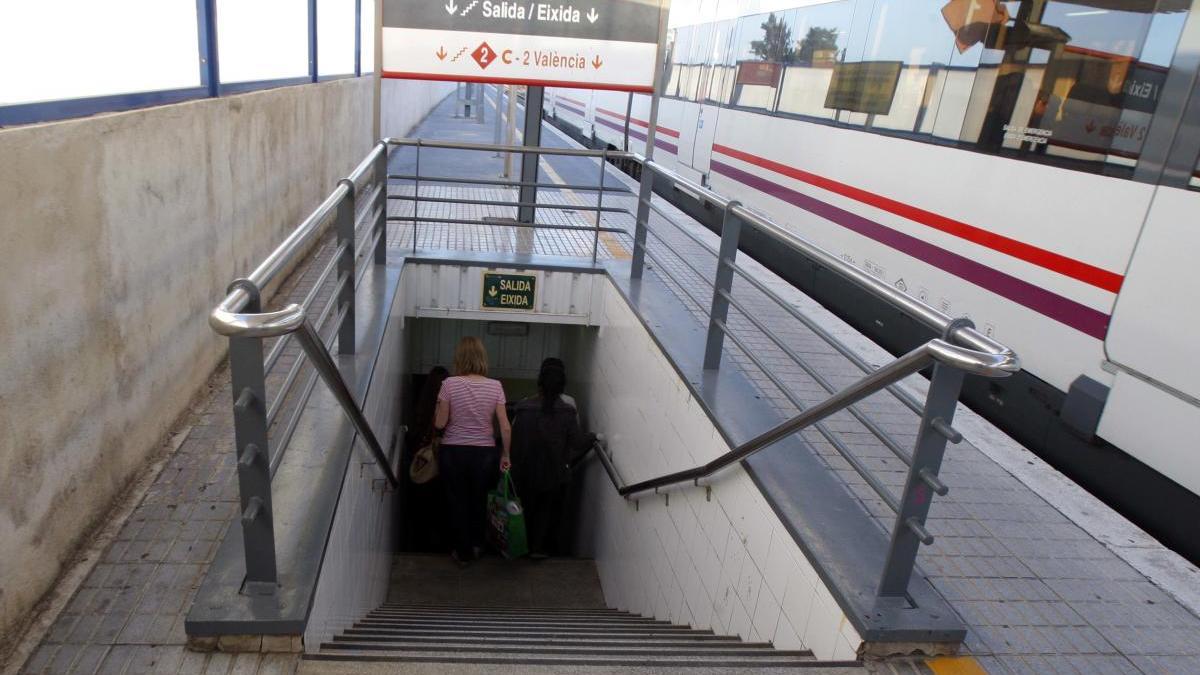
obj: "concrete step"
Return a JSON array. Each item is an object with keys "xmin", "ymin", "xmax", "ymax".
[
  {"xmin": 345, "ymin": 627, "xmax": 741, "ymax": 642},
  {"xmin": 376, "ymin": 603, "xmax": 622, "ymax": 615},
  {"xmin": 304, "ymin": 650, "xmax": 824, "ymax": 668},
  {"xmin": 368, "ymin": 609, "xmax": 664, "ymax": 622},
  {"xmin": 359, "ymin": 616, "xmax": 677, "ymax": 629},
  {"xmin": 330, "ymin": 637, "xmax": 797, "ymax": 656},
  {"xmin": 346, "ymin": 626, "xmax": 723, "ymax": 640},
  {"xmin": 333, "ymin": 634, "xmax": 773, "ymax": 648},
  {"xmin": 299, "ymin": 661, "xmax": 866, "ymax": 674}
]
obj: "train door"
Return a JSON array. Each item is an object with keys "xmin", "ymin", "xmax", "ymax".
[{"xmin": 1100, "ymin": 17, "xmax": 1200, "ymax": 497}]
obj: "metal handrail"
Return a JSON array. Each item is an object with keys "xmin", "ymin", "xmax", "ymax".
[
  {"xmin": 215, "ymin": 143, "xmax": 385, "ymax": 318},
  {"xmin": 384, "ymin": 136, "xmax": 637, "ymax": 160},
  {"xmin": 602, "ymin": 338, "xmax": 1015, "ymax": 499},
  {"xmin": 211, "ymin": 305, "xmax": 400, "ymax": 488}
]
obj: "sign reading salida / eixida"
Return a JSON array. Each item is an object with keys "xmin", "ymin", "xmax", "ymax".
[{"xmin": 482, "ymin": 272, "xmax": 536, "ymax": 310}]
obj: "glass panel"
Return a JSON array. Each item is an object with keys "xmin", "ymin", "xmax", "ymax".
[
  {"xmin": 1191, "ymin": 152, "xmax": 1200, "ymax": 190},
  {"xmin": 0, "ymin": 0, "xmax": 200, "ymax": 106},
  {"xmin": 730, "ymin": 10, "xmax": 800, "ymax": 112},
  {"xmin": 956, "ymin": 0, "xmax": 1187, "ymax": 177},
  {"xmin": 361, "ymin": 0, "xmax": 376, "ymax": 73},
  {"xmin": 218, "ymin": 0, "xmax": 310, "ymax": 84},
  {"xmin": 318, "ymin": 0, "xmax": 356, "ymax": 76},
  {"xmin": 666, "ymin": 27, "xmax": 692, "ymax": 98},
  {"xmin": 776, "ymin": 1, "xmax": 855, "ymax": 120},
  {"xmin": 705, "ymin": 19, "xmax": 738, "ymax": 104}
]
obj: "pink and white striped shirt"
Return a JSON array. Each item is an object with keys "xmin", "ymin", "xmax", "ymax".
[{"xmin": 437, "ymin": 376, "xmax": 506, "ymax": 446}]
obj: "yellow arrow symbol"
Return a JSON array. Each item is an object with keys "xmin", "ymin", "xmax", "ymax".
[{"xmin": 488, "ymin": 286, "xmax": 498, "ymax": 297}]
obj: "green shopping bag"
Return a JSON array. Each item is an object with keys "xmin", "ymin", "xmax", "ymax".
[{"xmin": 487, "ymin": 471, "xmax": 528, "ymax": 559}]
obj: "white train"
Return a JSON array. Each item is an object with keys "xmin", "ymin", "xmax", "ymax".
[{"xmin": 544, "ymin": 0, "xmax": 1200, "ymax": 559}]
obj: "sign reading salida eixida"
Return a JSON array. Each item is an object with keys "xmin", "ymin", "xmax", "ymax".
[
  {"xmin": 482, "ymin": 272, "xmax": 536, "ymax": 310},
  {"xmin": 382, "ymin": 0, "xmax": 669, "ymax": 92}
]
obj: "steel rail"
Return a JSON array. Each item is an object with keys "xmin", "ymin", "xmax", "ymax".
[
  {"xmin": 386, "ymin": 173, "xmax": 633, "ymax": 194},
  {"xmin": 213, "ymin": 299, "xmax": 398, "ymax": 487},
  {"xmin": 386, "ymin": 215, "xmax": 627, "ymax": 234},
  {"xmin": 384, "ymin": 136, "xmax": 637, "ymax": 161},
  {"xmin": 265, "ymin": 273, "xmax": 349, "ymax": 425},
  {"xmin": 262, "ymin": 243, "xmax": 347, "ymax": 374},
  {"xmin": 388, "ymin": 194, "xmax": 631, "ymax": 214},
  {"xmin": 710, "ymin": 315, "xmax": 902, "ymax": 510},
  {"xmin": 611, "ymin": 338, "xmax": 1012, "ymax": 498}
]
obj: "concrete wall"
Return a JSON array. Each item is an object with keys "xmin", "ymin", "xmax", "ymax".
[
  {"xmin": 575, "ymin": 280, "xmax": 863, "ymax": 661},
  {"xmin": 381, "ymin": 80, "xmax": 456, "ymax": 139},
  {"xmin": 0, "ymin": 77, "xmax": 450, "ymax": 641}
]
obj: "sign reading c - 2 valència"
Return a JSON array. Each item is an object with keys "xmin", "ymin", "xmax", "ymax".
[{"xmin": 381, "ymin": 0, "xmax": 669, "ymax": 92}]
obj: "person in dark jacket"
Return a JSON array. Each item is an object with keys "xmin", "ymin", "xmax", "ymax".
[{"xmin": 510, "ymin": 360, "xmax": 590, "ymax": 558}]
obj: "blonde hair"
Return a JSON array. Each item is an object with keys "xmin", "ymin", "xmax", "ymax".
[{"xmin": 453, "ymin": 336, "xmax": 489, "ymax": 376}]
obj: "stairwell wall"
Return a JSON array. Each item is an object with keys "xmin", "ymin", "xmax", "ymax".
[
  {"xmin": 574, "ymin": 280, "xmax": 863, "ymax": 661},
  {"xmin": 0, "ymin": 77, "xmax": 451, "ymax": 644}
]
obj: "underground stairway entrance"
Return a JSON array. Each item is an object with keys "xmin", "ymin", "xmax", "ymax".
[{"xmin": 187, "ymin": 139, "xmax": 1021, "ymax": 667}]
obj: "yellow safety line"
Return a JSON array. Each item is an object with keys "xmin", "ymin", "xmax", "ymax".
[
  {"xmin": 925, "ymin": 656, "xmax": 990, "ymax": 675},
  {"xmin": 538, "ymin": 156, "xmax": 631, "ymax": 260}
]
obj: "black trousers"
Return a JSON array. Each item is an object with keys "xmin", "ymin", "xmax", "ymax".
[
  {"xmin": 438, "ymin": 444, "xmax": 499, "ymax": 558},
  {"xmin": 522, "ymin": 483, "xmax": 567, "ymax": 556}
]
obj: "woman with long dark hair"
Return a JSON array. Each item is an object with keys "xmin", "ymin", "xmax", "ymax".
[
  {"xmin": 403, "ymin": 366, "xmax": 449, "ymax": 551},
  {"xmin": 510, "ymin": 359, "xmax": 589, "ymax": 558}
]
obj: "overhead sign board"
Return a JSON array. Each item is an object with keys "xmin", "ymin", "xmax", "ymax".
[{"xmin": 382, "ymin": 0, "xmax": 669, "ymax": 92}]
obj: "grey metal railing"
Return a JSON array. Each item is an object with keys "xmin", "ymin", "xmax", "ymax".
[
  {"xmin": 588, "ymin": 150, "xmax": 1020, "ymax": 599},
  {"xmin": 382, "ymin": 138, "xmax": 635, "ymax": 263},
  {"xmin": 208, "ymin": 141, "xmax": 395, "ymax": 596},
  {"xmin": 207, "ymin": 133, "xmax": 1019, "ymax": 604}
]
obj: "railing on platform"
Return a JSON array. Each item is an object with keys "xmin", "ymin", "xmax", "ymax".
[
  {"xmin": 208, "ymin": 141, "xmax": 395, "ymax": 596},
  {"xmin": 207, "ymin": 135, "xmax": 1018, "ymax": 603},
  {"xmin": 598, "ymin": 152, "xmax": 1020, "ymax": 599},
  {"xmin": 382, "ymin": 138, "xmax": 634, "ymax": 263}
]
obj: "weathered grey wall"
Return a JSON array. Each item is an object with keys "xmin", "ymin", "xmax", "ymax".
[
  {"xmin": 381, "ymin": 79, "xmax": 456, "ymax": 139},
  {"xmin": 0, "ymin": 76, "xmax": 449, "ymax": 640}
]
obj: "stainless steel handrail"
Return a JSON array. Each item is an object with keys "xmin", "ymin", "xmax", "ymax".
[
  {"xmin": 211, "ymin": 303, "xmax": 400, "ymax": 488},
  {"xmin": 215, "ymin": 143, "xmax": 386, "ymax": 318},
  {"xmin": 601, "ymin": 338, "xmax": 1014, "ymax": 499},
  {"xmin": 384, "ymin": 136, "xmax": 637, "ymax": 160}
]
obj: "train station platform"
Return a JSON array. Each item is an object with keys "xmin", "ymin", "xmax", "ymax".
[{"xmin": 11, "ymin": 90, "xmax": 1200, "ymax": 675}]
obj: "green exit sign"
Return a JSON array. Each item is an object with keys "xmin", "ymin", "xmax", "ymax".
[{"xmin": 482, "ymin": 272, "xmax": 536, "ymax": 310}]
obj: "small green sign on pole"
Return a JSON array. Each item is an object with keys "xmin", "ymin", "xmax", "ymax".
[{"xmin": 482, "ymin": 272, "xmax": 536, "ymax": 311}]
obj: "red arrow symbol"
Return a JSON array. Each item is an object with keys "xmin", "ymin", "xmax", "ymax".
[
  {"xmin": 436, "ymin": 46, "xmax": 448, "ymax": 60},
  {"xmin": 592, "ymin": 55, "xmax": 603, "ymax": 69}
]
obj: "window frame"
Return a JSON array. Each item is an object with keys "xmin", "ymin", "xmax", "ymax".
[{"xmin": 0, "ymin": 0, "xmax": 366, "ymax": 128}]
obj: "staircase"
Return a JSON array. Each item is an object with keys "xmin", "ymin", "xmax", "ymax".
[
  {"xmin": 304, "ymin": 603, "xmax": 851, "ymax": 669},
  {"xmin": 300, "ymin": 555, "xmax": 864, "ymax": 672}
]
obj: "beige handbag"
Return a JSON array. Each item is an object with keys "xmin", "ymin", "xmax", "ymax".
[{"xmin": 410, "ymin": 437, "xmax": 440, "ymax": 484}]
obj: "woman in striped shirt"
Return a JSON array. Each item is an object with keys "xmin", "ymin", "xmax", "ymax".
[{"xmin": 434, "ymin": 336, "xmax": 512, "ymax": 564}]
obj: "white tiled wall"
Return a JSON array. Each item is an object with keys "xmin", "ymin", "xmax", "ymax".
[{"xmin": 577, "ymin": 281, "xmax": 863, "ymax": 661}]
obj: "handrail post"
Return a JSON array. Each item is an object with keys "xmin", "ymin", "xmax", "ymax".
[
  {"xmin": 412, "ymin": 140, "xmax": 422, "ymax": 253},
  {"xmin": 592, "ymin": 150, "xmax": 607, "ymax": 264},
  {"xmin": 373, "ymin": 143, "xmax": 388, "ymax": 264},
  {"xmin": 703, "ymin": 203, "xmax": 742, "ymax": 370},
  {"xmin": 335, "ymin": 179, "xmax": 356, "ymax": 354},
  {"xmin": 225, "ymin": 279, "xmax": 278, "ymax": 596},
  {"xmin": 877, "ymin": 361, "xmax": 965, "ymax": 597}
]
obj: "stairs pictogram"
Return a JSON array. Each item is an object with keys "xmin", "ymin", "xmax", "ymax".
[{"xmin": 450, "ymin": 46, "xmax": 470, "ymax": 62}]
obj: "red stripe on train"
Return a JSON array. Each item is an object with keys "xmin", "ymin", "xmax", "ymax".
[
  {"xmin": 595, "ymin": 107, "xmax": 681, "ymax": 138},
  {"xmin": 712, "ymin": 144, "xmax": 1124, "ymax": 293}
]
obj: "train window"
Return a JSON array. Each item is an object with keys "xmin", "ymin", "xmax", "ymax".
[
  {"xmin": 954, "ymin": 0, "xmax": 1188, "ymax": 177},
  {"xmin": 774, "ymin": 1, "xmax": 856, "ymax": 121},
  {"xmin": 730, "ymin": 10, "xmax": 801, "ymax": 112},
  {"xmin": 665, "ymin": 27, "xmax": 690, "ymax": 98},
  {"xmin": 684, "ymin": 22, "xmax": 716, "ymax": 102},
  {"xmin": 705, "ymin": 20, "xmax": 738, "ymax": 105}
]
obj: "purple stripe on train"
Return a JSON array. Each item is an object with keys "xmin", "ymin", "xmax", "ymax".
[
  {"xmin": 594, "ymin": 116, "xmax": 679, "ymax": 155},
  {"xmin": 710, "ymin": 160, "xmax": 1110, "ymax": 340}
]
